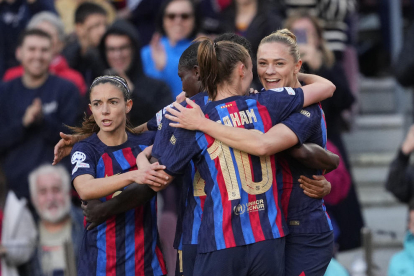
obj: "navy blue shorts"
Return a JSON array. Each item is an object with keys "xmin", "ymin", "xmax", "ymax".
[
  {"xmin": 285, "ymin": 231, "xmax": 334, "ymax": 276},
  {"xmin": 193, "ymin": 238, "xmax": 285, "ymax": 276},
  {"xmin": 175, "ymin": 244, "xmax": 198, "ymax": 276}
]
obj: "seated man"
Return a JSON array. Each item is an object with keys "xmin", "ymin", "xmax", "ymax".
[
  {"xmin": 29, "ymin": 164, "xmax": 83, "ymax": 276},
  {"xmin": 388, "ymin": 199, "xmax": 414, "ymax": 276}
]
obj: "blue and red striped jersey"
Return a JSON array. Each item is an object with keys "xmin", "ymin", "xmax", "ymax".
[
  {"xmin": 70, "ymin": 132, "xmax": 167, "ymax": 276},
  {"xmin": 156, "ymin": 87, "xmax": 305, "ymax": 253},
  {"xmin": 278, "ymin": 103, "xmax": 333, "ymax": 233},
  {"xmin": 151, "ymin": 92, "xmax": 209, "ymax": 249}
]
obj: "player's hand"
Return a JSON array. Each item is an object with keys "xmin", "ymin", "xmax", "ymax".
[
  {"xmin": 82, "ymin": 200, "xmax": 108, "ymax": 230},
  {"xmin": 132, "ymin": 162, "xmax": 169, "ymax": 187},
  {"xmin": 53, "ymin": 132, "xmax": 79, "ymax": 165},
  {"xmin": 298, "ymin": 175, "xmax": 331, "ymax": 199},
  {"xmin": 249, "ymin": 88, "xmax": 259, "ymax": 94},
  {"xmin": 22, "ymin": 98, "xmax": 42, "ymax": 127},
  {"xmin": 150, "ymin": 33, "xmax": 166, "ymax": 71},
  {"xmin": 402, "ymin": 125, "xmax": 414, "ymax": 155},
  {"xmin": 165, "ymin": 98, "xmax": 206, "ymax": 130},
  {"xmin": 176, "ymin": 91, "xmax": 187, "ymax": 103}
]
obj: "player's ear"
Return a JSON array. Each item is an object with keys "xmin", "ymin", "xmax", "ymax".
[
  {"xmin": 294, "ymin": 59, "xmax": 302, "ymax": 74},
  {"xmin": 88, "ymin": 103, "xmax": 92, "ymax": 113},
  {"xmin": 193, "ymin": 65, "xmax": 200, "ymax": 81},
  {"xmin": 125, "ymin": 99, "xmax": 133, "ymax": 113},
  {"xmin": 238, "ymin": 63, "xmax": 245, "ymax": 79}
]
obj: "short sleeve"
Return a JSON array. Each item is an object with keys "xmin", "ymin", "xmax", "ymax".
[
  {"xmin": 258, "ymin": 87, "xmax": 305, "ymax": 122},
  {"xmin": 152, "ymin": 115, "xmax": 175, "ymax": 159},
  {"xmin": 147, "ymin": 102, "xmax": 173, "ymax": 131},
  {"xmin": 281, "ymin": 104, "xmax": 322, "ymax": 145},
  {"xmin": 157, "ymin": 127, "xmax": 201, "ymax": 177},
  {"xmin": 70, "ymin": 142, "xmax": 97, "ymax": 181}
]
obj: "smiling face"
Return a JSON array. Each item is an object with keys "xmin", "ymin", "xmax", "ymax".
[
  {"xmin": 163, "ymin": 0, "xmax": 195, "ymax": 43},
  {"xmin": 105, "ymin": 34, "xmax": 133, "ymax": 74},
  {"xmin": 34, "ymin": 172, "xmax": 70, "ymax": 223},
  {"xmin": 19, "ymin": 35, "xmax": 52, "ymax": 79},
  {"xmin": 89, "ymin": 82, "xmax": 132, "ymax": 135},
  {"xmin": 257, "ymin": 42, "xmax": 302, "ymax": 90}
]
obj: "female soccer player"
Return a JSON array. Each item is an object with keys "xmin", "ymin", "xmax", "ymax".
[
  {"xmin": 165, "ymin": 29, "xmax": 335, "ymax": 276},
  {"xmin": 70, "ymin": 75, "xmax": 168, "ymax": 276},
  {"xmin": 144, "ymin": 34, "xmax": 334, "ymax": 275}
]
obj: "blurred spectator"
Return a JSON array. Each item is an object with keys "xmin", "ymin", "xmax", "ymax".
[
  {"xmin": 385, "ymin": 125, "xmax": 414, "ymax": 204},
  {"xmin": 111, "ymin": 0, "xmax": 164, "ymax": 46},
  {"xmin": 394, "ymin": 20, "xmax": 414, "ymax": 88},
  {"xmin": 387, "ymin": 200, "xmax": 414, "ymax": 276},
  {"xmin": 282, "ymin": 0, "xmax": 356, "ymax": 61},
  {"xmin": 0, "ymin": 0, "xmax": 56, "ymax": 77},
  {"xmin": 3, "ymin": 11, "xmax": 87, "ymax": 96},
  {"xmin": 0, "ymin": 169, "xmax": 37, "ymax": 276},
  {"xmin": 141, "ymin": 0, "xmax": 200, "ymax": 98},
  {"xmin": 219, "ymin": 0, "xmax": 283, "ymax": 88},
  {"xmin": 55, "ymin": 0, "xmax": 116, "ymax": 35},
  {"xmin": 28, "ymin": 164, "xmax": 83, "ymax": 276},
  {"xmin": 99, "ymin": 20, "xmax": 173, "ymax": 126},
  {"xmin": 324, "ymin": 258, "xmax": 350, "ymax": 276},
  {"xmin": 62, "ymin": 2, "xmax": 107, "ymax": 86},
  {"xmin": 285, "ymin": 13, "xmax": 363, "ymax": 251},
  {"xmin": 0, "ymin": 29, "xmax": 80, "ymax": 201}
]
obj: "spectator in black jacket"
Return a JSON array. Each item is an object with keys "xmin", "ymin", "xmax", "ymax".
[
  {"xmin": 285, "ymin": 13, "xmax": 364, "ymax": 251},
  {"xmin": 98, "ymin": 20, "xmax": 173, "ymax": 126},
  {"xmin": 62, "ymin": 2, "xmax": 107, "ymax": 86},
  {"xmin": 386, "ymin": 125, "xmax": 414, "ymax": 204},
  {"xmin": 219, "ymin": 0, "xmax": 283, "ymax": 89}
]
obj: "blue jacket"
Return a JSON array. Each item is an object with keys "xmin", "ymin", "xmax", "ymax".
[
  {"xmin": 388, "ymin": 231, "xmax": 414, "ymax": 276},
  {"xmin": 141, "ymin": 36, "xmax": 192, "ymax": 98}
]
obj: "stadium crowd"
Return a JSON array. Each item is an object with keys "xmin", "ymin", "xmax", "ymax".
[{"xmin": 0, "ymin": 0, "xmax": 413, "ymax": 276}]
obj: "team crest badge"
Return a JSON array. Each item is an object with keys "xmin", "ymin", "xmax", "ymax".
[{"xmin": 71, "ymin": 151, "xmax": 90, "ymax": 174}]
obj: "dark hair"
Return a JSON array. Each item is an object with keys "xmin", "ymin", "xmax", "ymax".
[
  {"xmin": 156, "ymin": 0, "xmax": 200, "ymax": 39},
  {"xmin": 178, "ymin": 41, "xmax": 200, "ymax": 71},
  {"xmin": 17, "ymin": 29, "xmax": 51, "ymax": 46},
  {"xmin": 284, "ymin": 11, "xmax": 335, "ymax": 68},
  {"xmin": 214, "ymin": 33, "xmax": 253, "ymax": 58},
  {"xmin": 197, "ymin": 38, "xmax": 250, "ymax": 100},
  {"xmin": 69, "ymin": 75, "xmax": 135, "ymax": 135},
  {"xmin": 99, "ymin": 20, "xmax": 143, "ymax": 79},
  {"xmin": 259, "ymin": 28, "xmax": 301, "ymax": 63},
  {"xmin": 409, "ymin": 198, "xmax": 414, "ymax": 211},
  {"xmin": 75, "ymin": 2, "xmax": 107, "ymax": 24}
]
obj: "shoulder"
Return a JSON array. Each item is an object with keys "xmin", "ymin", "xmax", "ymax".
[
  {"xmin": 261, "ymin": 86, "xmax": 303, "ymax": 96},
  {"xmin": 190, "ymin": 91, "xmax": 209, "ymax": 106},
  {"xmin": 128, "ymin": 131, "xmax": 156, "ymax": 146}
]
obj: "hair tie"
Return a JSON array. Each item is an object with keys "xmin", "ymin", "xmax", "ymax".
[
  {"xmin": 91, "ymin": 75, "xmax": 130, "ymax": 96},
  {"xmin": 213, "ymin": 42, "xmax": 217, "ymax": 48}
]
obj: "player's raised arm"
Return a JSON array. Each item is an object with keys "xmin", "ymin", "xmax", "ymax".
[{"xmin": 298, "ymin": 73, "xmax": 335, "ymax": 107}]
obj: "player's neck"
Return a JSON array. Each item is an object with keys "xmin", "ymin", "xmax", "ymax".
[
  {"xmin": 214, "ymin": 83, "xmax": 241, "ymax": 101},
  {"xmin": 97, "ymin": 129, "xmax": 128, "ymax": 147},
  {"xmin": 22, "ymin": 72, "xmax": 48, "ymax": 89}
]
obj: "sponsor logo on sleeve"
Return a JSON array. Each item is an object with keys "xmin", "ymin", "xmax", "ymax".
[
  {"xmin": 270, "ymin": 88, "xmax": 284, "ymax": 92},
  {"xmin": 285, "ymin": 87, "xmax": 295, "ymax": 95},
  {"xmin": 71, "ymin": 151, "xmax": 90, "ymax": 175},
  {"xmin": 300, "ymin": 110, "xmax": 311, "ymax": 118}
]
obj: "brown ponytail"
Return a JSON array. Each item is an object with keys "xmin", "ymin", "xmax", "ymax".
[{"xmin": 196, "ymin": 37, "xmax": 250, "ymax": 100}]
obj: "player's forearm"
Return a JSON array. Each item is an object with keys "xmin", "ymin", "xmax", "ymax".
[
  {"xmin": 133, "ymin": 123, "xmax": 148, "ymax": 134},
  {"xmin": 75, "ymin": 173, "xmax": 135, "ymax": 200},
  {"xmin": 197, "ymin": 119, "xmax": 296, "ymax": 156},
  {"xmin": 104, "ymin": 184, "xmax": 156, "ymax": 217},
  {"xmin": 287, "ymin": 143, "xmax": 339, "ymax": 172},
  {"xmin": 298, "ymin": 73, "xmax": 335, "ymax": 106}
]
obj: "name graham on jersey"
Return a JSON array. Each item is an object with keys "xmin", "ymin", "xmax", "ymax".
[{"xmin": 216, "ymin": 108, "xmax": 258, "ymax": 127}]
